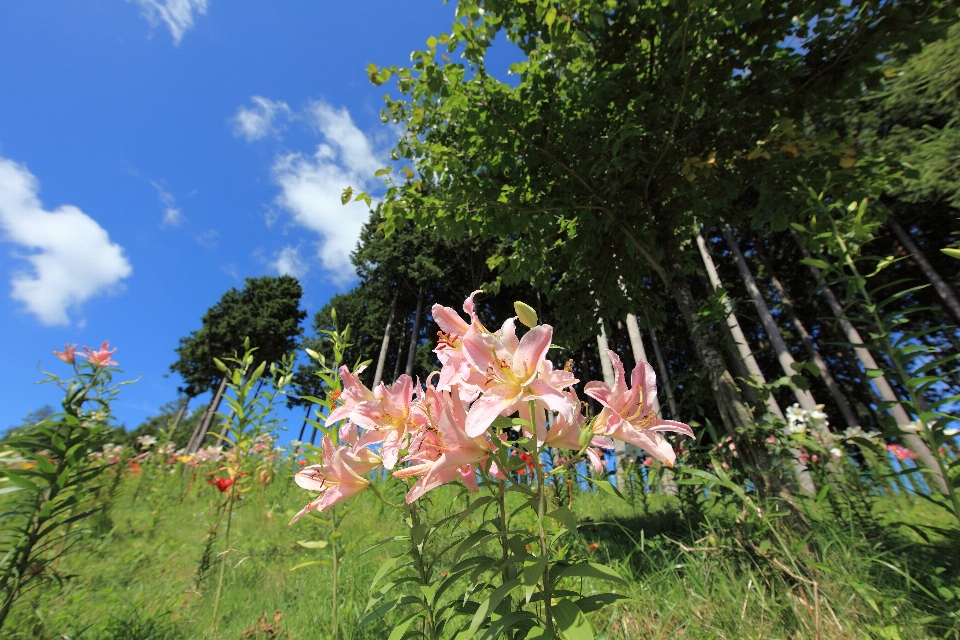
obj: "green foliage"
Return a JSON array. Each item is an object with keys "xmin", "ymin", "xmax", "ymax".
[
  {"xmin": 375, "ymin": 0, "xmax": 951, "ymax": 324},
  {"xmin": 98, "ymin": 613, "xmax": 184, "ymax": 640},
  {"xmin": 4, "ymin": 467, "xmax": 959, "ymax": 639},
  {"xmin": 0, "ymin": 355, "xmax": 133, "ymax": 630},
  {"xmin": 171, "ymin": 275, "xmax": 306, "ymax": 397},
  {"xmin": 118, "ymin": 401, "xmax": 205, "ymax": 451},
  {"xmin": 798, "ymin": 186, "xmax": 960, "ymax": 526}
]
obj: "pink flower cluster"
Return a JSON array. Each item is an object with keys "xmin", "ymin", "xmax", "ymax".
[
  {"xmin": 53, "ymin": 341, "xmax": 118, "ymax": 367},
  {"xmin": 292, "ymin": 292, "xmax": 693, "ymax": 522},
  {"xmin": 887, "ymin": 443, "xmax": 918, "ymax": 462}
]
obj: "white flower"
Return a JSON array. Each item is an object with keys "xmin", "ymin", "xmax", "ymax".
[
  {"xmin": 842, "ymin": 426, "xmax": 865, "ymax": 440},
  {"xmin": 944, "ymin": 428, "xmax": 959, "ymax": 437},
  {"xmin": 786, "ymin": 404, "xmax": 805, "ymax": 422},
  {"xmin": 830, "ymin": 447, "xmax": 843, "ymax": 459},
  {"xmin": 809, "ymin": 407, "xmax": 829, "ymax": 424},
  {"xmin": 785, "ymin": 404, "xmax": 808, "ymax": 434},
  {"xmin": 137, "ymin": 435, "xmax": 158, "ymax": 448},
  {"xmin": 899, "ymin": 421, "xmax": 924, "ymax": 433}
]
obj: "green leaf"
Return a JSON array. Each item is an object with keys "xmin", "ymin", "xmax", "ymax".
[
  {"xmin": 554, "ymin": 562, "xmax": 629, "ymax": 589},
  {"xmin": 553, "ymin": 599, "xmax": 594, "ymax": 640},
  {"xmin": 289, "ymin": 560, "xmax": 331, "ymax": 571},
  {"xmin": 387, "ymin": 612, "xmax": 420, "ymax": 640},
  {"xmin": 523, "ymin": 555, "xmax": 548, "ymax": 603},
  {"xmin": 341, "ymin": 186, "xmax": 353, "ymax": 205},
  {"xmin": 297, "ymin": 540, "xmax": 328, "ymax": 549},
  {"xmin": 941, "ymin": 248, "xmax": 960, "ymax": 260},
  {"xmin": 546, "ymin": 506, "xmax": 579, "ymax": 535},
  {"xmin": 865, "ymin": 369, "xmax": 885, "ymax": 379},
  {"xmin": 545, "ymin": 7, "xmax": 557, "ymax": 27},
  {"xmin": 800, "ymin": 257, "xmax": 831, "ymax": 270},
  {"xmin": 454, "ymin": 495, "xmax": 495, "ymax": 529},
  {"xmin": 585, "ymin": 477, "xmax": 626, "ymax": 502},
  {"xmin": 469, "ymin": 579, "xmax": 522, "ymax": 634},
  {"xmin": 575, "ymin": 592, "xmax": 632, "ymax": 613}
]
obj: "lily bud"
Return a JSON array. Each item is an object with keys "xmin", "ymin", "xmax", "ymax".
[{"xmin": 514, "ymin": 301, "xmax": 538, "ymax": 328}]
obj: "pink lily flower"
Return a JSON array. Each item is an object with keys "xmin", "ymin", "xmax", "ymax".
[
  {"xmin": 433, "ymin": 290, "xmax": 486, "ymax": 396},
  {"xmin": 462, "ymin": 319, "xmax": 574, "ymax": 438},
  {"xmin": 290, "ymin": 433, "xmax": 381, "ymax": 523},
  {"xmin": 53, "ymin": 343, "xmax": 78, "ymax": 365},
  {"xmin": 348, "ymin": 375, "xmax": 427, "ymax": 470},
  {"xmin": 81, "ymin": 341, "xmax": 118, "ymax": 367},
  {"xmin": 585, "ymin": 350, "xmax": 693, "ymax": 467},
  {"xmin": 325, "ymin": 365, "xmax": 375, "ymax": 425},
  {"xmin": 393, "ymin": 388, "xmax": 493, "ymax": 503},
  {"xmin": 541, "ymin": 391, "xmax": 612, "ymax": 473}
]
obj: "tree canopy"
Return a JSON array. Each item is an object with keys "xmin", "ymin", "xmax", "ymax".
[{"xmin": 170, "ymin": 275, "xmax": 306, "ymax": 397}]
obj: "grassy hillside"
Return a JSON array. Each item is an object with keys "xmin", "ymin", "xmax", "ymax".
[{"xmin": 3, "ymin": 461, "xmax": 958, "ymax": 639}]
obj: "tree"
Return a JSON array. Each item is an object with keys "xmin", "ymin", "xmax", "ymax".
[
  {"xmin": 366, "ymin": 0, "xmax": 951, "ymax": 497},
  {"xmin": 170, "ymin": 275, "xmax": 306, "ymax": 450}
]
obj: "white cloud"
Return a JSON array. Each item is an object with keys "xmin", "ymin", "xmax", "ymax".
[
  {"xmin": 132, "ymin": 0, "xmax": 209, "ymax": 46},
  {"xmin": 272, "ymin": 101, "xmax": 382, "ymax": 284},
  {"xmin": 0, "ymin": 158, "xmax": 132, "ymax": 326},
  {"xmin": 195, "ymin": 229, "xmax": 219, "ymax": 248},
  {"xmin": 270, "ymin": 245, "xmax": 308, "ymax": 279},
  {"xmin": 163, "ymin": 207, "xmax": 183, "ymax": 227},
  {"xmin": 232, "ymin": 97, "xmax": 291, "ymax": 142},
  {"xmin": 152, "ymin": 181, "xmax": 183, "ymax": 227}
]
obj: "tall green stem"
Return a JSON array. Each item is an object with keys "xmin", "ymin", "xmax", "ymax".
[
  {"xmin": 409, "ymin": 506, "xmax": 439, "ymax": 640},
  {"xmin": 498, "ymin": 479, "xmax": 511, "ymax": 586},
  {"xmin": 531, "ymin": 401, "xmax": 553, "ymax": 636},
  {"xmin": 830, "ymin": 220, "xmax": 960, "ymax": 524},
  {"xmin": 330, "ymin": 506, "xmax": 339, "ymax": 640},
  {"xmin": 210, "ymin": 485, "xmax": 235, "ymax": 632}
]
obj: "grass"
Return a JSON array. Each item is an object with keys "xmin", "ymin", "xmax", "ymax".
[{"xmin": 3, "ymin": 462, "xmax": 960, "ymax": 639}]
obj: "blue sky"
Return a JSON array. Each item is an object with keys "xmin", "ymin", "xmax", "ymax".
[{"xmin": 0, "ymin": 1, "xmax": 516, "ymax": 437}]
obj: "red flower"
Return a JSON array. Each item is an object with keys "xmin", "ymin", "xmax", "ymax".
[{"xmin": 207, "ymin": 477, "xmax": 234, "ymax": 493}]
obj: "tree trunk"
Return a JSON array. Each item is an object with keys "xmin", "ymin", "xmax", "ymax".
[
  {"xmin": 297, "ymin": 404, "xmax": 312, "ymax": 442},
  {"xmin": 373, "ymin": 291, "xmax": 399, "ymax": 387},
  {"xmin": 669, "ymin": 269, "xmax": 786, "ymax": 499},
  {"xmin": 169, "ymin": 396, "xmax": 190, "ymax": 433},
  {"xmin": 405, "ymin": 285, "xmax": 425, "ymax": 378},
  {"xmin": 392, "ymin": 315, "xmax": 408, "ymax": 382},
  {"xmin": 644, "ymin": 313, "xmax": 678, "ymax": 419},
  {"xmin": 216, "ymin": 408, "xmax": 238, "ymax": 445},
  {"xmin": 595, "ymin": 318, "xmax": 616, "ymax": 387},
  {"xmin": 888, "ymin": 216, "xmax": 960, "ymax": 327},
  {"xmin": 796, "ymin": 238, "xmax": 949, "ymax": 493},
  {"xmin": 696, "ymin": 232, "xmax": 813, "ymax": 494},
  {"xmin": 723, "ymin": 226, "xmax": 820, "ymax": 412},
  {"xmin": 696, "ymin": 232, "xmax": 788, "ymax": 423},
  {"xmin": 187, "ymin": 375, "xmax": 228, "ymax": 454},
  {"xmin": 758, "ymin": 251, "xmax": 861, "ymax": 432}
]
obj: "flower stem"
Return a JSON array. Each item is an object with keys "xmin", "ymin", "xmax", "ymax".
[
  {"xmin": 330, "ymin": 506, "xmax": 339, "ymax": 640},
  {"xmin": 531, "ymin": 401, "xmax": 553, "ymax": 636},
  {"xmin": 409, "ymin": 505, "xmax": 439, "ymax": 640},
  {"xmin": 497, "ymin": 479, "xmax": 511, "ymax": 586},
  {"xmin": 210, "ymin": 484, "xmax": 235, "ymax": 632}
]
